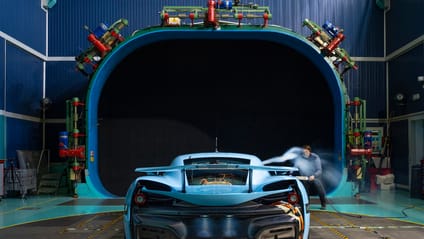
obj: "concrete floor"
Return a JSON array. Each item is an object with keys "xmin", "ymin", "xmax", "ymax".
[
  {"xmin": 1, "ymin": 210, "xmax": 424, "ymax": 239},
  {"xmin": 0, "ymin": 189, "xmax": 423, "ymax": 238}
]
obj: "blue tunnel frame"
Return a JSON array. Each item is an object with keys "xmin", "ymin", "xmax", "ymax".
[{"xmin": 83, "ymin": 27, "xmax": 346, "ymax": 198}]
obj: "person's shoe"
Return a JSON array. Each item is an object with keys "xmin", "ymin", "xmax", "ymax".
[{"xmin": 320, "ymin": 206, "xmax": 326, "ymax": 210}]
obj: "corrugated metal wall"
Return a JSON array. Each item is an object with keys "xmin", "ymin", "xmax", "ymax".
[
  {"xmin": 48, "ymin": 0, "xmax": 384, "ymax": 57},
  {"xmin": 344, "ymin": 61, "xmax": 386, "ymax": 118},
  {"xmin": 387, "ymin": 0, "xmax": 424, "ymax": 53},
  {"xmin": 5, "ymin": 45, "xmax": 43, "ymax": 116},
  {"xmin": 389, "ymin": 46, "xmax": 424, "ymax": 116},
  {"xmin": 0, "ymin": 0, "xmax": 46, "ymax": 159},
  {"xmin": 0, "ymin": 39, "xmax": 4, "ymax": 108},
  {"xmin": 386, "ymin": 0, "xmax": 424, "ymax": 186},
  {"xmin": 0, "ymin": 0, "xmax": 46, "ymax": 53},
  {"xmin": 387, "ymin": 1, "xmax": 424, "ymax": 117},
  {"xmin": 46, "ymin": 0, "xmax": 387, "ymax": 119}
]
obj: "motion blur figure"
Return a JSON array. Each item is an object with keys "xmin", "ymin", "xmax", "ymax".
[
  {"xmin": 263, "ymin": 144, "xmax": 328, "ymax": 209},
  {"xmin": 298, "ymin": 145, "xmax": 327, "ymax": 209}
]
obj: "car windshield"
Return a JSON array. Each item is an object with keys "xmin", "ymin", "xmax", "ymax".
[{"xmin": 184, "ymin": 157, "xmax": 250, "ymax": 185}]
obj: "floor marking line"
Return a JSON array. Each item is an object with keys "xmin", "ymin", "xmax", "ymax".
[
  {"xmin": 0, "ymin": 197, "xmax": 62, "ymax": 216},
  {"xmin": 86, "ymin": 214, "xmax": 123, "ymax": 239},
  {"xmin": 59, "ymin": 214, "xmax": 100, "ymax": 235},
  {"xmin": 310, "ymin": 225, "xmax": 424, "ymax": 229},
  {"xmin": 311, "ymin": 213, "xmax": 349, "ymax": 239}
]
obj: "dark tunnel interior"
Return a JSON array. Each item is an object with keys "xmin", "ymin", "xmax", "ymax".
[{"xmin": 97, "ymin": 39, "xmax": 334, "ymax": 196}]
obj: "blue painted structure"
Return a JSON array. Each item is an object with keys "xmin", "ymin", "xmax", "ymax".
[{"xmin": 84, "ymin": 26, "xmax": 346, "ymax": 197}]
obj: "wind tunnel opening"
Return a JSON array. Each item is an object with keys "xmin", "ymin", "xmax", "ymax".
[{"xmin": 97, "ymin": 39, "xmax": 335, "ymax": 197}]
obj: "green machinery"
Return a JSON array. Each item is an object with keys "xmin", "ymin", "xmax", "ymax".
[
  {"xmin": 58, "ymin": 97, "xmax": 86, "ymax": 197},
  {"xmin": 345, "ymin": 97, "xmax": 370, "ymax": 195}
]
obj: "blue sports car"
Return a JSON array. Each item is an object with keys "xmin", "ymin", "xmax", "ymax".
[{"xmin": 123, "ymin": 151, "xmax": 310, "ymax": 239}]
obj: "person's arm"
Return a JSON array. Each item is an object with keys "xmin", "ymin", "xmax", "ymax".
[{"xmin": 312, "ymin": 153, "xmax": 323, "ymax": 178}]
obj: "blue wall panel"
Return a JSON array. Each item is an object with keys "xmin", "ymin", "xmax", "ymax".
[
  {"xmin": 390, "ymin": 120, "xmax": 409, "ymax": 185},
  {"xmin": 385, "ymin": 0, "xmax": 424, "ymax": 189},
  {"xmin": 0, "ymin": 0, "xmax": 45, "ymax": 161},
  {"xmin": 47, "ymin": 0, "xmax": 383, "ymax": 57},
  {"xmin": 389, "ymin": 45, "xmax": 424, "ymax": 116},
  {"xmin": 0, "ymin": 0, "xmax": 46, "ymax": 53},
  {"xmin": 386, "ymin": 0, "xmax": 424, "ymax": 54},
  {"xmin": 45, "ymin": 61, "xmax": 89, "ymax": 117},
  {"xmin": 0, "ymin": 39, "xmax": 3, "ymax": 158},
  {"xmin": 0, "ymin": 116, "xmax": 5, "ymax": 159},
  {"xmin": 344, "ymin": 61, "xmax": 387, "ymax": 118},
  {"xmin": 6, "ymin": 118, "xmax": 41, "ymax": 160},
  {"xmin": 268, "ymin": 0, "xmax": 384, "ymax": 57},
  {"xmin": 0, "ymin": 39, "xmax": 4, "ymax": 109},
  {"xmin": 6, "ymin": 44, "xmax": 43, "ymax": 116}
]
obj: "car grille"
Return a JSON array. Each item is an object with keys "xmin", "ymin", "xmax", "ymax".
[
  {"xmin": 132, "ymin": 213, "xmax": 299, "ymax": 239},
  {"xmin": 134, "ymin": 224, "xmax": 297, "ymax": 239}
]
